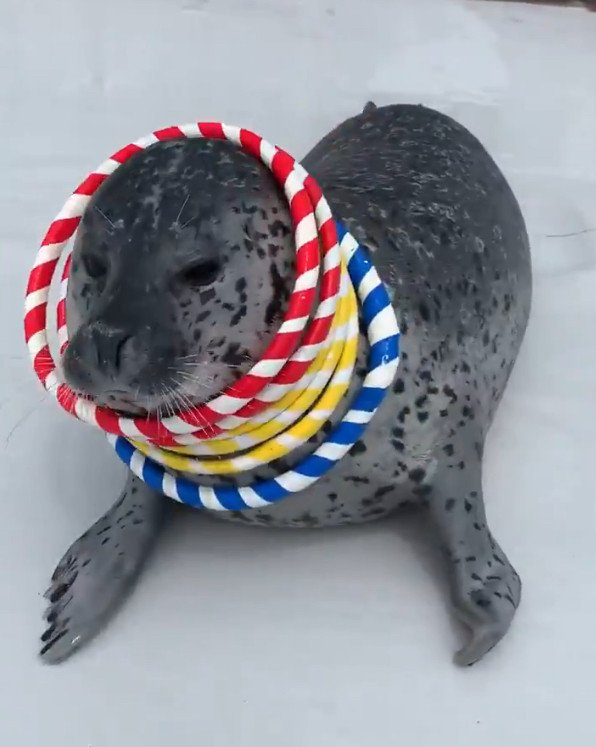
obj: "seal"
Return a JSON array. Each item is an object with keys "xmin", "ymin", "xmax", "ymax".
[{"xmin": 40, "ymin": 103, "xmax": 532, "ymax": 667}]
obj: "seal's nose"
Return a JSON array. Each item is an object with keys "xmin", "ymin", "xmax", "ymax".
[
  {"xmin": 62, "ymin": 322, "xmax": 135, "ymax": 394},
  {"xmin": 88, "ymin": 324, "xmax": 132, "ymax": 372}
]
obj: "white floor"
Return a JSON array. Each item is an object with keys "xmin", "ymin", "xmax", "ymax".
[{"xmin": 1, "ymin": 0, "xmax": 595, "ymax": 744}]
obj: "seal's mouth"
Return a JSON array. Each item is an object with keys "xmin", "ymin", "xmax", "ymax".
[
  {"xmin": 101, "ymin": 391, "xmax": 147, "ymax": 416},
  {"xmin": 67, "ymin": 353, "xmax": 254, "ymax": 418},
  {"xmin": 66, "ymin": 386, "xmax": 147, "ymax": 416},
  {"xmin": 70, "ymin": 384, "xmax": 187, "ymax": 418}
]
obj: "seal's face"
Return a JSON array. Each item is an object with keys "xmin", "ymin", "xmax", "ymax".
[{"xmin": 62, "ymin": 139, "xmax": 295, "ymax": 415}]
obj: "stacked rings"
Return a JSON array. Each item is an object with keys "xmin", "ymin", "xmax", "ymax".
[{"xmin": 24, "ymin": 122, "xmax": 401, "ymax": 510}]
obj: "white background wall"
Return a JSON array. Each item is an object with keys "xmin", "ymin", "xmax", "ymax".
[{"xmin": 1, "ymin": 0, "xmax": 595, "ymax": 744}]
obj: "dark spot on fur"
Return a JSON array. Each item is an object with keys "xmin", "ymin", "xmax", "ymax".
[
  {"xmin": 361, "ymin": 507, "xmax": 388, "ymax": 519},
  {"xmin": 393, "ymin": 377, "xmax": 405, "ymax": 394},
  {"xmin": 230, "ymin": 304, "xmax": 247, "ymax": 327},
  {"xmin": 349, "ymin": 440, "xmax": 367, "ymax": 456},
  {"xmin": 322, "ymin": 420, "xmax": 334, "ymax": 436},
  {"xmin": 200, "ymin": 288, "xmax": 216, "ymax": 304},
  {"xmin": 409, "ymin": 467, "xmax": 426, "ymax": 484},
  {"xmin": 443, "ymin": 385, "xmax": 457, "ymax": 403},
  {"xmin": 264, "ymin": 263, "xmax": 287, "ymax": 326},
  {"xmin": 397, "ymin": 406, "xmax": 411, "ymax": 423},
  {"xmin": 49, "ymin": 582, "xmax": 70, "ymax": 604},
  {"xmin": 221, "ymin": 342, "xmax": 248, "ymax": 367},
  {"xmin": 228, "ymin": 511, "xmax": 253, "ymax": 523},
  {"xmin": 269, "ymin": 219, "xmax": 291, "ymax": 238},
  {"xmin": 374, "ymin": 485, "xmax": 394, "ymax": 499}
]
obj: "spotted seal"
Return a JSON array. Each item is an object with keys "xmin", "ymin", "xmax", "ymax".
[{"xmin": 41, "ymin": 103, "xmax": 532, "ymax": 666}]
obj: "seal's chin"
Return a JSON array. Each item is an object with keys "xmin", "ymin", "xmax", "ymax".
[
  {"xmin": 84, "ymin": 383, "xmax": 205, "ymax": 418},
  {"xmin": 73, "ymin": 389, "xmax": 148, "ymax": 416}
]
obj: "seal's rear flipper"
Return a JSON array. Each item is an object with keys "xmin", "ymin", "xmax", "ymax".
[
  {"xmin": 423, "ymin": 437, "xmax": 522, "ymax": 666},
  {"xmin": 363, "ymin": 101, "xmax": 377, "ymax": 114}
]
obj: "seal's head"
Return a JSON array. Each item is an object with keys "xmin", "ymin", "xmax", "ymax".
[{"xmin": 62, "ymin": 138, "xmax": 295, "ymax": 414}]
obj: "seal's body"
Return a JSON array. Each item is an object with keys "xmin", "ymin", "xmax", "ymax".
[{"xmin": 42, "ymin": 104, "xmax": 531, "ymax": 667}]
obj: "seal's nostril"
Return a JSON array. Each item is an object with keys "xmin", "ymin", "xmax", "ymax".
[{"xmin": 114, "ymin": 334, "xmax": 132, "ymax": 370}]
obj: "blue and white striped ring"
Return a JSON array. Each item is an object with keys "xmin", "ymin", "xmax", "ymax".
[{"xmin": 106, "ymin": 220, "xmax": 400, "ymax": 510}]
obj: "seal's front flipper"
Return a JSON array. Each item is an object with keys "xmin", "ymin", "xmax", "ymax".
[
  {"xmin": 424, "ymin": 440, "xmax": 522, "ymax": 666},
  {"xmin": 40, "ymin": 473, "xmax": 168, "ymax": 664}
]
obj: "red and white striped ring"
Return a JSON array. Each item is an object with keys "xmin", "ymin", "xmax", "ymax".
[{"xmin": 24, "ymin": 123, "xmax": 343, "ymax": 446}]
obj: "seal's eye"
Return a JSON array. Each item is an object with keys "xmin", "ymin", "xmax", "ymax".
[
  {"xmin": 179, "ymin": 259, "xmax": 221, "ymax": 288},
  {"xmin": 82, "ymin": 253, "xmax": 108, "ymax": 280}
]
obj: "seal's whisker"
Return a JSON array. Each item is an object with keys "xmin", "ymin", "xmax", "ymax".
[
  {"xmin": 168, "ymin": 388, "xmax": 187, "ymax": 414},
  {"xmin": 94, "ymin": 206, "xmax": 116, "ymax": 230},
  {"xmin": 155, "ymin": 385, "xmax": 168, "ymax": 428},
  {"xmin": 179, "ymin": 213, "xmax": 198, "ymax": 230},
  {"xmin": 171, "ymin": 387, "xmax": 195, "ymax": 419},
  {"xmin": 170, "ymin": 377, "xmax": 193, "ymax": 405},
  {"xmin": 175, "ymin": 193, "xmax": 190, "ymax": 226},
  {"xmin": 175, "ymin": 370, "xmax": 216, "ymax": 391},
  {"xmin": 4, "ymin": 390, "xmax": 49, "ymax": 445},
  {"xmin": 225, "ymin": 383, "xmax": 244, "ymax": 398},
  {"xmin": 167, "ymin": 382, "xmax": 185, "ymax": 415},
  {"xmin": 174, "ymin": 354, "xmax": 248, "ymax": 371},
  {"xmin": 162, "ymin": 385, "xmax": 177, "ymax": 420},
  {"xmin": 173, "ymin": 379, "xmax": 218, "ymax": 438}
]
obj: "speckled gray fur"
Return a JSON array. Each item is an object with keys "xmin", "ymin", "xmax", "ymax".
[
  {"xmin": 41, "ymin": 473, "xmax": 166, "ymax": 663},
  {"xmin": 43, "ymin": 103, "xmax": 532, "ymax": 667}
]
